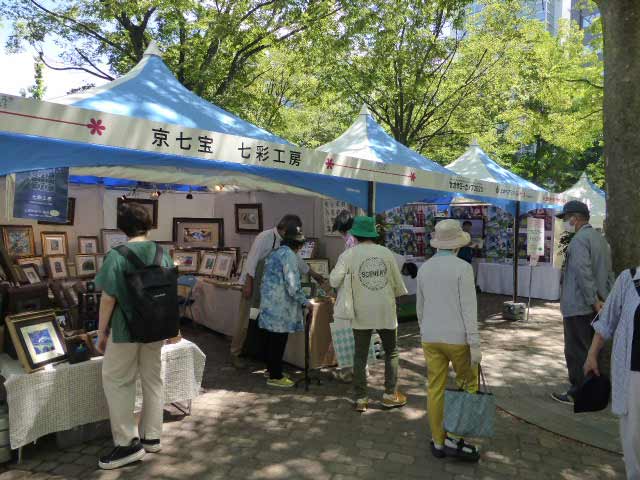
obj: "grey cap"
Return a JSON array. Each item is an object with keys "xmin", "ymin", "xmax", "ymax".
[{"xmin": 556, "ymin": 200, "xmax": 590, "ymax": 219}]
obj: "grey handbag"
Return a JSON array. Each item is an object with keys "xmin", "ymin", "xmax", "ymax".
[{"xmin": 443, "ymin": 365, "xmax": 495, "ymax": 438}]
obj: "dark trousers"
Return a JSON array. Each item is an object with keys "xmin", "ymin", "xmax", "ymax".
[
  {"xmin": 353, "ymin": 329, "xmax": 399, "ymax": 400},
  {"xmin": 563, "ymin": 314, "xmax": 602, "ymax": 395},
  {"xmin": 266, "ymin": 331, "xmax": 289, "ymax": 380}
]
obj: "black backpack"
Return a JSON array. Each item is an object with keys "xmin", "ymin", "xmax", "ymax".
[{"xmin": 114, "ymin": 244, "xmax": 179, "ymax": 343}]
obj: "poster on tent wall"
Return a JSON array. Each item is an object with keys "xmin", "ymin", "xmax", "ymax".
[
  {"xmin": 13, "ymin": 168, "xmax": 69, "ymax": 223},
  {"xmin": 526, "ymin": 217, "xmax": 545, "ymax": 265},
  {"xmin": 323, "ymin": 200, "xmax": 357, "ymax": 237}
]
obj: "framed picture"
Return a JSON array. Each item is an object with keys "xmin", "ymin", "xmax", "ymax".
[
  {"xmin": 46, "ymin": 255, "xmax": 69, "ymax": 280},
  {"xmin": 299, "ymin": 238, "xmax": 318, "ymax": 259},
  {"xmin": 173, "ymin": 218, "xmax": 224, "ymax": 249},
  {"xmin": 198, "ymin": 252, "xmax": 218, "ymax": 275},
  {"xmin": 212, "ymin": 252, "xmax": 235, "ymax": 279},
  {"xmin": 95, "ymin": 254, "xmax": 105, "ymax": 271},
  {"xmin": 85, "ymin": 331, "xmax": 101, "ymax": 357},
  {"xmin": 101, "ymin": 229, "xmax": 128, "ymax": 253},
  {"xmin": 17, "ymin": 256, "xmax": 46, "ymax": 278},
  {"xmin": 21, "ymin": 264, "xmax": 41, "ymax": 284},
  {"xmin": 156, "ymin": 242, "xmax": 175, "ymax": 259},
  {"xmin": 0, "ymin": 243, "xmax": 18, "ymax": 284},
  {"xmin": 234, "ymin": 204, "xmax": 263, "ymax": 234},
  {"xmin": 38, "ymin": 197, "xmax": 76, "ymax": 226},
  {"xmin": 41, "ymin": 231, "xmax": 69, "ymax": 257},
  {"xmin": 75, "ymin": 254, "xmax": 97, "ymax": 277},
  {"xmin": 304, "ymin": 258, "xmax": 330, "ymax": 284},
  {"xmin": 117, "ymin": 198, "xmax": 159, "ymax": 229},
  {"xmin": 301, "ymin": 282, "xmax": 316, "ymax": 299},
  {"xmin": 2, "ymin": 283, "xmax": 51, "ymax": 316},
  {"xmin": 2, "ymin": 225, "xmax": 36, "ymax": 258},
  {"xmin": 173, "ymin": 250, "xmax": 199, "ymax": 273},
  {"xmin": 5, "ymin": 310, "xmax": 67, "ymax": 373},
  {"xmin": 78, "ymin": 236, "xmax": 100, "ymax": 254},
  {"xmin": 234, "ymin": 252, "xmax": 247, "ymax": 279}
]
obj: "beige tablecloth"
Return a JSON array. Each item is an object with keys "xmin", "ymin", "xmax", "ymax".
[
  {"xmin": 283, "ymin": 299, "xmax": 336, "ymax": 369},
  {"xmin": 1, "ymin": 340, "xmax": 205, "ymax": 449},
  {"xmin": 191, "ymin": 278, "xmax": 243, "ymax": 337}
]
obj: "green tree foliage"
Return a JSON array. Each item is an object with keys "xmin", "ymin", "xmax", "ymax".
[{"xmin": 20, "ymin": 58, "xmax": 46, "ymax": 99}]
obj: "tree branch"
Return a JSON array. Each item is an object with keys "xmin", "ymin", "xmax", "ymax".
[
  {"xmin": 74, "ymin": 48, "xmax": 114, "ymax": 80},
  {"xmin": 38, "ymin": 52, "xmax": 113, "ymax": 80}
]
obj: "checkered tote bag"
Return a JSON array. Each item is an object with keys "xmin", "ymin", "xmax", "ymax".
[{"xmin": 330, "ymin": 321, "xmax": 377, "ymax": 368}]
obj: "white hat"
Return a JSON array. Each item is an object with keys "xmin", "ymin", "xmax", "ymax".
[{"xmin": 430, "ymin": 219, "xmax": 471, "ymax": 250}]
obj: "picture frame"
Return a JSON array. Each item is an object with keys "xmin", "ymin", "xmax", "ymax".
[
  {"xmin": 21, "ymin": 264, "xmax": 41, "ymax": 284},
  {"xmin": 299, "ymin": 238, "xmax": 318, "ymax": 259},
  {"xmin": 156, "ymin": 242, "xmax": 175, "ymax": 259},
  {"xmin": 46, "ymin": 255, "xmax": 69, "ymax": 280},
  {"xmin": 5, "ymin": 310, "xmax": 68, "ymax": 373},
  {"xmin": 198, "ymin": 252, "xmax": 218, "ymax": 276},
  {"xmin": 234, "ymin": 252, "xmax": 248, "ymax": 280},
  {"xmin": 85, "ymin": 330, "xmax": 101, "ymax": 357},
  {"xmin": 17, "ymin": 256, "xmax": 46, "ymax": 278},
  {"xmin": 101, "ymin": 229, "xmax": 128, "ymax": 253},
  {"xmin": 301, "ymin": 282, "xmax": 316, "ymax": 299},
  {"xmin": 212, "ymin": 251, "xmax": 235, "ymax": 279},
  {"xmin": 117, "ymin": 198, "xmax": 159, "ymax": 229},
  {"xmin": 78, "ymin": 236, "xmax": 100, "ymax": 255},
  {"xmin": 2, "ymin": 225, "xmax": 36, "ymax": 258},
  {"xmin": 41, "ymin": 231, "xmax": 69, "ymax": 257},
  {"xmin": 0, "ymin": 243, "xmax": 18, "ymax": 284},
  {"xmin": 234, "ymin": 204, "xmax": 263, "ymax": 234},
  {"xmin": 75, "ymin": 254, "xmax": 97, "ymax": 278},
  {"xmin": 2, "ymin": 283, "xmax": 51, "ymax": 316},
  {"xmin": 38, "ymin": 197, "xmax": 76, "ymax": 226},
  {"xmin": 172, "ymin": 218, "xmax": 224, "ymax": 249},
  {"xmin": 173, "ymin": 250, "xmax": 199, "ymax": 273},
  {"xmin": 305, "ymin": 258, "xmax": 330, "ymax": 277},
  {"xmin": 95, "ymin": 254, "xmax": 105, "ymax": 272}
]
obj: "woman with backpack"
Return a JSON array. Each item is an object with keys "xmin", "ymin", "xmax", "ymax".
[{"xmin": 95, "ymin": 203, "xmax": 174, "ymax": 470}]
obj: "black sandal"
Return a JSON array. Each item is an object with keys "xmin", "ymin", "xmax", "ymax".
[{"xmin": 443, "ymin": 437, "xmax": 480, "ymax": 462}]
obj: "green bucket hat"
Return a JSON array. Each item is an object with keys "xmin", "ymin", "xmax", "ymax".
[{"xmin": 349, "ymin": 216, "xmax": 378, "ymax": 238}]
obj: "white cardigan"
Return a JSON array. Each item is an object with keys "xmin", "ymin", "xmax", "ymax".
[{"xmin": 416, "ymin": 251, "xmax": 479, "ymax": 346}]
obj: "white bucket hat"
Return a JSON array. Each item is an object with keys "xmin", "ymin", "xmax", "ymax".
[{"xmin": 430, "ymin": 219, "xmax": 471, "ymax": 250}]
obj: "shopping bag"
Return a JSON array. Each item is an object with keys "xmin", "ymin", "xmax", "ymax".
[
  {"xmin": 329, "ymin": 322, "xmax": 377, "ymax": 368},
  {"xmin": 443, "ymin": 365, "xmax": 495, "ymax": 438},
  {"xmin": 333, "ymin": 273, "xmax": 355, "ymax": 320}
]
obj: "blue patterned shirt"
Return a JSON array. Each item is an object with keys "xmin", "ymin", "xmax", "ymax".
[
  {"xmin": 592, "ymin": 268, "xmax": 640, "ymax": 416},
  {"xmin": 259, "ymin": 246, "xmax": 309, "ymax": 333}
]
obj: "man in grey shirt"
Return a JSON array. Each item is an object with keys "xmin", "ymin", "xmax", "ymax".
[{"xmin": 551, "ymin": 200, "xmax": 615, "ymax": 404}]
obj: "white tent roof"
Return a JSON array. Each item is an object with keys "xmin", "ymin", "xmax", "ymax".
[{"xmin": 561, "ymin": 172, "xmax": 606, "ymax": 229}]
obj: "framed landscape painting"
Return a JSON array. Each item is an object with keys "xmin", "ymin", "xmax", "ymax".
[
  {"xmin": 2, "ymin": 225, "xmax": 36, "ymax": 258},
  {"xmin": 234, "ymin": 204, "xmax": 263, "ymax": 234},
  {"xmin": 41, "ymin": 231, "xmax": 69, "ymax": 257},
  {"xmin": 173, "ymin": 218, "xmax": 224, "ymax": 249},
  {"xmin": 173, "ymin": 250, "xmax": 199, "ymax": 273}
]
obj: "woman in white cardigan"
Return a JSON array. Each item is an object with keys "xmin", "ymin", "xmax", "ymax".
[{"xmin": 416, "ymin": 219, "xmax": 481, "ymax": 462}]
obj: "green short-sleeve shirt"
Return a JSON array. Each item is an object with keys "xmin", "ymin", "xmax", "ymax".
[{"xmin": 95, "ymin": 241, "xmax": 173, "ymax": 343}]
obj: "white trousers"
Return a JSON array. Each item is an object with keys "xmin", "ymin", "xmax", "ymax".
[
  {"xmin": 621, "ymin": 372, "xmax": 640, "ymax": 480},
  {"xmin": 102, "ymin": 337, "xmax": 164, "ymax": 446}
]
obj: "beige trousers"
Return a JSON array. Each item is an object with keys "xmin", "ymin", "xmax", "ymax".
[
  {"xmin": 621, "ymin": 372, "xmax": 640, "ymax": 480},
  {"xmin": 102, "ymin": 336, "xmax": 164, "ymax": 446},
  {"xmin": 230, "ymin": 296, "xmax": 251, "ymax": 357}
]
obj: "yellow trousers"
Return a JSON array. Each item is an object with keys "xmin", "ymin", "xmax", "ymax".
[{"xmin": 422, "ymin": 342, "xmax": 478, "ymax": 445}]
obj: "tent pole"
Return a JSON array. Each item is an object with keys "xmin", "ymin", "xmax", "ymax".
[
  {"xmin": 367, "ymin": 181, "xmax": 376, "ymax": 216},
  {"xmin": 513, "ymin": 201, "xmax": 521, "ymax": 303}
]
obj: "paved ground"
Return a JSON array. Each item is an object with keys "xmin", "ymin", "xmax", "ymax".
[{"xmin": 1, "ymin": 294, "xmax": 627, "ymax": 479}]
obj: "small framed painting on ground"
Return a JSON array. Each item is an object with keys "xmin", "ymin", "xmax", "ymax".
[
  {"xmin": 234, "ymin": 204, "xmax": 263, "ymax": 234},
  {"xmin": 173, "ymin": 218, "xmax": 224, "ymax": 249},
  {"xmin": 5, "ymin": 310, "xmax": 67, "ymax": 373}
]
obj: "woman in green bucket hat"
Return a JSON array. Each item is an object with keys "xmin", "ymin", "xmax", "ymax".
[{"xmin": 330, "ymin": 216, "xmax": 408, "ymax": 412}]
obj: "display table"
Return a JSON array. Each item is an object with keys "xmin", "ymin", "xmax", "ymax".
[
  {"xmin": 1, "ymin": 339, "xmax": 205, "ymax": 450},
  {"xmin": 476, "ymin": 263, "xmax": 561, "ymax": 301},
  {"xmin": 191, "ymin": 278, "xmax": 243, "ymax": 336},
  {"xmin": 283, "ymin": 298, "xmax": 336, "ymax": 369}
]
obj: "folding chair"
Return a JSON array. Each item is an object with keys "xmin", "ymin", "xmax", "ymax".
[{"xmin": 177, "ymin": 275, "xmax": 198, "ymax": 321}]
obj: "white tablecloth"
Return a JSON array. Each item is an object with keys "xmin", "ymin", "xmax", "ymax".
[
  {"xmin": 191, "ymin": 278, "xmax": 242, "ymax": 337},
  {"xmin": 476, "ymin": 263, "xmax": 561, "ymax": 301},
  {"xmin": 1, "ymin": 340, "xmax": 205, "ymax": 449}
]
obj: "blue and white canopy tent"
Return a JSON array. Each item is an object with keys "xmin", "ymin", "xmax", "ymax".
[
  {"xmin": 560, "ymin": 172, "xmax": 606, "ymax": 229},
  {"xmin": 317, "ymin": 105, "xmax": 456, "ymax": 212}
]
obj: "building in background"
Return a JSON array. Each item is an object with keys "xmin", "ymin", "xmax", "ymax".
[
  {"xmin": 570, "ymin": 0, "xmax": 600, "ymax": 45},
  {"xmin": 468, "ymin": 0, "xmax": 567, "ymax": 35}
]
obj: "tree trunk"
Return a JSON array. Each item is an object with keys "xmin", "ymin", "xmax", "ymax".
[{"xmin": 597, "ymin": 0, "xmax": 640, "ymax": 274}]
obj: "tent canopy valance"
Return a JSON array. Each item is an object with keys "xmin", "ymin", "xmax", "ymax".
[
  {"xmin": 446, "ymin": 141, "xmax": 554, "ymax": 215},
  {"xmin": 560, "ymin": 172, "xmax": 606, "ymax": 229}
]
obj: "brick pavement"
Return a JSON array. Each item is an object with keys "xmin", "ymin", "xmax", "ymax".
[{"xmin": 1, "ymin": 294, "xmax": 626, "ymax": 479}]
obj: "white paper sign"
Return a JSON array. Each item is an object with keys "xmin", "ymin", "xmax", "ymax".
[{"xmin": 527, "ymin": 217, "xmax": 545, "ymax": 265}]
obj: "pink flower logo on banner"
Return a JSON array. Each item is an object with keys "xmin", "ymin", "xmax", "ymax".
[
  {"xmin": 409, "ymin": 171, "xmax": 416, "ymax": 182},
  {"xmin": 87, "ymin": 118, "xmax": 106, "ymax": 135},
  {"xmin": 325, "ymin": 158, "xmax": 335, "ymax": 170}
]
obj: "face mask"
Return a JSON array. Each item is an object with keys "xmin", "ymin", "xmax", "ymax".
[{"xmin": 564, "ymin": 218, "xmax": 575, "ymax": 233}]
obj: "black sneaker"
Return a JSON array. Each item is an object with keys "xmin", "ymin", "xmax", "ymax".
[
  {"xmin": 141, "ymin": 438, "xmax": 161, "ymax": 453},
  {"xmin": 430, "ymin": 441, "xmax": 446, "ymax": 459},
  {"xmin": 443, "ymin": 436, "xmax": 480, "ymax": 462},
  {"xmin": 551, "ymin": 391, "xmax": 574, "ymax": 405},
  {"xmin": 98, "ymin": 440, "xmax": 145, "ymax": 470}
]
